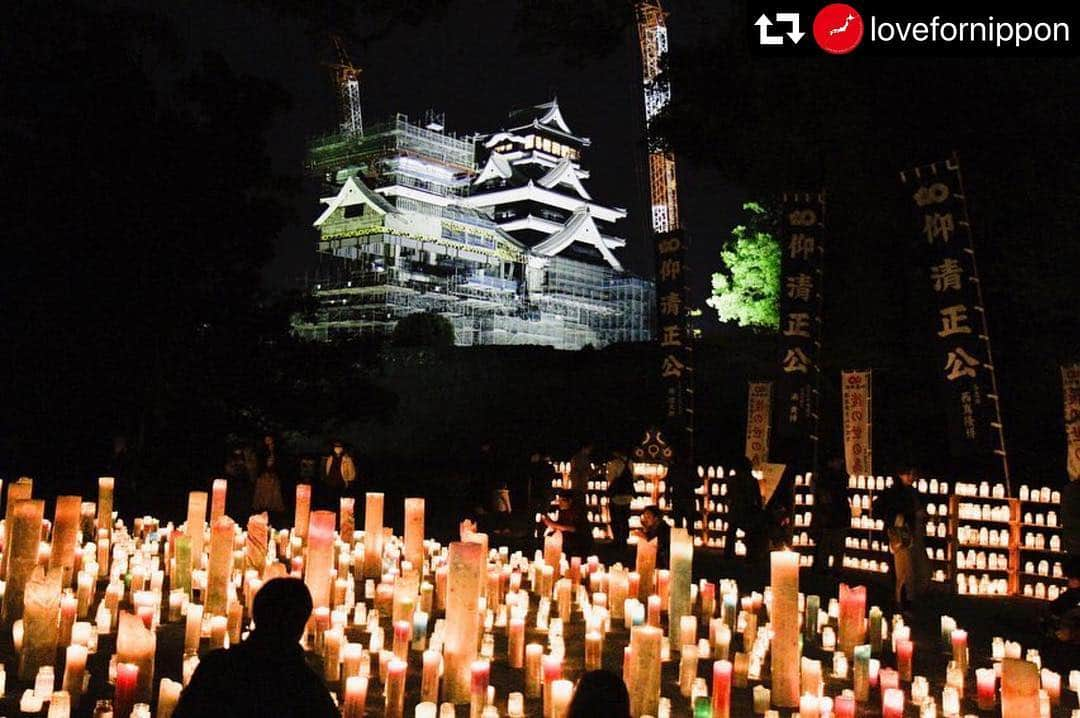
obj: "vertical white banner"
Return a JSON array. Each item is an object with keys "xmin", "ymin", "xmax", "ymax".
[{"xmin": 842, "ymin": 370, "xmax": 873, "ymax": 476}]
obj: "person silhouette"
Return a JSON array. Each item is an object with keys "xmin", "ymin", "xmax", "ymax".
[
  {"xmin": 567, "ymin": 670, "xmax": 630, "ymax": 718},
  {"xmin": 173, "ymin": 577, "xmax": 338, "ymax": 718}
]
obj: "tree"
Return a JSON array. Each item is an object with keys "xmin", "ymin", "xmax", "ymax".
[
  {"xmin": 391, "ymin": 312, "xmax": 455, "ymax": 348},
  {"xmin": 706, "ymin": 202, "xmax": 780, "ymax": 331}
]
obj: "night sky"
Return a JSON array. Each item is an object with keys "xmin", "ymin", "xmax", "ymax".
[{"xmin": 144, "ymin": 0, "xmax": 740, "ymax": 306}]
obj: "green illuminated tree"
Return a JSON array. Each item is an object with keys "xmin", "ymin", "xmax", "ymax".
[{"xmin": 706, "ymin": 202, "xmax": 780, "ymax": 331}]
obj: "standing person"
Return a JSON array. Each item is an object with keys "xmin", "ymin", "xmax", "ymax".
[
  {"xmin": 320, "ymin": 440, "xmax": 356, "ymax": 510},
  {"xmin": 724, "ymin": 456, "xmax": 767, "ymax": 562},
  {"xmin": 873, "ymin": 465, "xmax": 930, "ymax": 613},
  {"xmin": 568, "ymin": 441, "xmax": 594, "ymax": 496},
  {"xmin": 173, "ymin": 578, "xmax": 338, "ymax": 718},
  {"xmin": 528, "ymin": 453, "xmax": 558, "ymax": 545},
  {"xmin": 669, "ymin": 456, "xmax": 697, "ymax": 531},
  {"xmin": 633, "ymin": 505, "xmax": 672, "ymax": 568},
  {"xmin": 764, "ymin": 463, "xmax": 796, "ymax": 550},
  {"xmin": 542, "ymin": 490, "xmax": 594, "ymax": 558},
  {"xmin": 253, "ymin": 456, "xmax": 286, "ymax": 525},
  {"xmin": 606, "ymin": 449, "xmax": 635, "ymax": 552},
  {"xmin": 257, "ymin": 434, "xmax": 278, "ymax": 475},
  {"xmin": 812, "ymin": 456, "xmax": 850, "ymax": 574}
]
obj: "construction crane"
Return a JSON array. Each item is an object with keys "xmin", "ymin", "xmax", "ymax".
[
  {"xmin": 327, "ymin": 34, "xmax": 363, "ymax": 135},
  {"xmin": 634, "ymin": 0, "xmax": 695, "ymax": 485},
  {"xmin": 635, "ymin": 1, "xmax": 680, "ymax": 234}
]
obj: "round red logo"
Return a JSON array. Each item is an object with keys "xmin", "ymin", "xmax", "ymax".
[{"xmin": 813, "ymin": 3, "xmax": 864, "ymax": 54}]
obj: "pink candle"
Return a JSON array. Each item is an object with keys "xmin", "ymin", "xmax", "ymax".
[
  {"xmin": 115, "ymin": 662, "xmax": 139, "ymax": 718},
  {"xmin": 897, "ymin": 639, "xmax": 914, "ymax": 682},
  {"xmin": 834, "ymin": 692, "xmax": 855, "ymax": 718},
  {"xmin": 343, "ymin": 675, "xmax": 368, "ymax": 718},
  {"xmin": 59, "ymin": 593, "xmax": 77, "ymax": 646},
  {"xmin": 623, "ymin": 645, "xmax": 634, "ymax": 687},
  {"xmin": 393, "ymin": 619, "xmax": 411, "ymax": 660},
  {"xmin": 712, "ymin": 660, "xmax": 732, "ymax": 718},
  {"xmin": 700, "ymin": 581, "xmax": 716, "ymax": 620},
  {"xmin": 977, "ymin": 667, "xmax": 996, "ymax": 710},
  {"xmin": 657, "ymin": 569, "xmax": 671, "ymax": 607},
  {"xmin": 950, "ymin": 629, "xmax": 968, "ymax": 674},
  {"xmin": 838, "ymin": 584, "xmax": 867, "ymax": 656},
  {"xmin": 647, "ymin": 594, "xmax": 662, "ymax": 627},
  {"xmin": 385, "ymin": 658, "xmax": 407, "ymax": 718},
  {"xmin": 543, "ymin": 654, "xmax": 562, "ymax": 718},
  {"xmin": 882, "ymin": 688, "xmax": 904, "ymax": 718},
  {"xmin": 628, "ymin": 572, "xmax": 640, "ymax": 598},
  {"xmin": 470, "ymin": 660, "xmax": 490, "ymax": 718}
]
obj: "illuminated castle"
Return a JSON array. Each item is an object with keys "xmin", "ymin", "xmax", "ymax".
[{"xmin": 295, "ymin": 100, "xmax": 654, "ymax": 349}]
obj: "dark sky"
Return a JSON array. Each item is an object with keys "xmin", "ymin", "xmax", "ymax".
[{"xmin": 146, "ymin": 0, "xmax": 740, "ymax": 308}]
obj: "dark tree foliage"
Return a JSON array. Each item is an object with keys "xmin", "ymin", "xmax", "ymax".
[
  {"xmin": 391, "ymin": 312, "xmax": 456, "ymax": 348},
  {"xmin": 0, "ymin": 2, "xmax": 391, "ymax": 508}
]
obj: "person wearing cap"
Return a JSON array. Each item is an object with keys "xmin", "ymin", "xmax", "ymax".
[{"xmin": 174, "ymin": 577, "xmax": 338, "ymax": 718}]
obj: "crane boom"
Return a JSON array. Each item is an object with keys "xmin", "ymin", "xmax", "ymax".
[{"xmin": 635, "ymin": 1, "xmax": 680, "ymax": 233}]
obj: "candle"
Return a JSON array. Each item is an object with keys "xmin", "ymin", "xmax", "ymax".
[
  {"xmin": 294, "ymin": 484, "xmax": 312, "ymax": 540},
  {"xmin": 525, "ymin": 643, "xmax": 543, "ymax": 698},
  {"xmin": 19, "ymin": 564, "xmax": 61, "ymax": 682},
  {"xmin": 2, "ymin": 499, "xmax": 45, "ymax": 628},
  {"xmin": 801, "ymin": 657, "xmax": 823, "ymax": 697},
  {"xmin": 1040, "ymin": 669, "xmax": 1060, "ymax": 705},
  {"xmin": 386, "ymin": 658, "xmax": 407, "ymax": 718},
  {"xmin": 508, "ymin": 617, "xmax": 525, "ymax": 668},
  {"xmin": 835, "ymin": 691, "xmax": 855, "ymax": 718},
  {"xmin": 405, "ymin": 498, "xmax": 426, "ymax": 572},
  {"xmin": 245, "ymin": 513, "xmax": 269, "ymax": 575},
  {"xmin": 343, "ymin": 675, "xmax": 368, "ymax": 718},
  {"xmin": 648, "ymin": 594, "xmax": 662, "ymax": 627},
  {"xmin": 185, "ymin": 491, "xmax": 207, "ymax": 570},
  {"xmin": 421, "ymin": 649, "xmax": 440, "ymax": 704},
  {"xmin": 897, "ymin": 639, "xmax": 914, "ymax": 682},
  {"xmin": 542, "ymin": 654, "xmax": 562, "ymax": 718},
  {"xmin": 801, "ymin": 692, "xmax": 821, "ymax": 718},
  {"xmin": 754, "ymin": 685, "xmax": 772, "ymax": 714},
  {"xmin": 184, "ymin": 602, "xmax": 203, "ymax": 655},
  {"xmin": 206, "ymin": 516, "xmax": 234, "ymax": 616},
  {"xmin": 868, "ymin": 606, "xmax": 883, "ymax": 654},
  {"xmin": 50, "ymin": 496, "xmax": 82, "ymax": 587},
  {"xmin": 209, "ymin": 614, "xmax": 227, "ymax": 649},
  {"xmin": 507, "ymin": 692, "xmax": 524, "ymax": 718},
  {"xmin": 363, "ymin": 493, "xmax": 385, "ymax": 579},
  {"xmin": 585, "ymin": 630, "xmax": 602, "ymax": 671},
  {"xmin": 712, "ymin": 660, "xmax": 732, "ymax": 718},
  {"xmin": 157, "ymin": 677, "xmax": 182, "ymax": 718},
  {"xmin": 804, "ymin": 595, "xmax": 820, "ymax": 644},
  {"xmin": 838, "ymin": 584, "xmax": 866, "ymax": 656},
  {"xmin": 551, "ymin": 679, "xmax": 574, "ymax": 718},
  {"xmin": 669, "ymin": 529, "xmax": 694, "ymax": 651},
  {"xmin": 733, "ymin": 651, "xmax": 749, "ymax": 687},
  {"xmin": 62, "ymin": 644, "xmax": 88, "ymax": 706},
  {"xmin": 470, "ymin": 660, "xmax": 490, "ymax": 718},
  {"xmin": 883, "ymin": 688, "xmax": 905, "ymax": 718},
  {"xmin": 97, "ymin": 477, "xmax": 115, "ymax": 538},
  {"xmin": 977, "ymin": 668, "xmax": 997, "ymax": 710},
  {"xmin": 117, "ymin": 611, "xmax": 156, "ymax": 705},
  {"xmin": 305, "ymin": 511, "xmax": 336, "ymax": 611},
  {"xmin": 853, "ymin": 644, "xmax": 871, "ymax": 701},
  {"xmin": 115, "ymin": 662, "xmax": 139, "ymax": 718},
  {"xmin": 770, "ymin": 550, "xmax": 800, "ymax": 708},
  {"xmin": 680, "ymin": 614, "xmax": 698, "ymax": 650},
  {"xmin": 636, "ymin": 536, "xmax": 657, "ymax": 600},
  {"xmin": 679, "ymin": 643, "xmax": 699, "ymax": 696},
  {"xmin": 629, "ymin": 625, "xmax": 662, "ymax": 718},
  {"xmin": 210, "ymin": 478, "xmax": 227, "ymax": 524},
  {"xmin": 912, "ymin": 676, "xmax": 929, "ymax": 704},
  {"xmin": 942, "ymin": 687, "xmax": 960, "ymax": 717},
  {"xmin": 951, "ymin": 629, "xmax": 969, "ymax": 675},
  {"xmin": 1, "ymin": 479, "xmax": 34, "ymax": 582},
  {"xmin": 444, "ymin": 541, "xmax": 484, "ymax": 703},
  {"xmin": 340, "ymin": 497, "xmax": 356, "ymax": 545}
]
